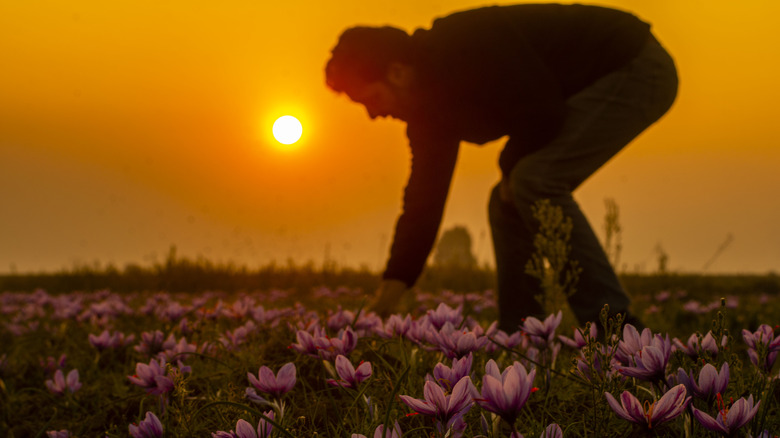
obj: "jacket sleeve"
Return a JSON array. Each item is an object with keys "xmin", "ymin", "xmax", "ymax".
[{"xmin": 382, "ymin": 124, "xmax": 460, "ymax": 287}]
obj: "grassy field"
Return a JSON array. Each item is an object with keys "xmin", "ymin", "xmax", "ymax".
[{"xmin": 1, "ymin": 259, "xmax": 779, "ymax": 437}]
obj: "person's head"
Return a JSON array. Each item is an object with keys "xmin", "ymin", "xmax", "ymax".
[{"xmin": 326, "ymin": 26, "xmax": 416, "ymax": 120}]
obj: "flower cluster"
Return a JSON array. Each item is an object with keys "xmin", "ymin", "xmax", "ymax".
[
  {"xmin": 45, "ymin": 369, "xmax": 82, "ymax": 395},
  {"xmin": 127, "ymin": 358, "xmax": 174, "ymax": 396},
  {"xmin": 3, "ymin": 286, "xmax": 778, "ymax": 436}
]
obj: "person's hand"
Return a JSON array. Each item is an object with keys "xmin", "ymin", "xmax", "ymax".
[
  {"xmin": 368, "ymin": 279, "xmax": 412, "ymax": 318},
  {"xmin": 499, "ymin": 179, "xmax": 513, "ymax": 203}
]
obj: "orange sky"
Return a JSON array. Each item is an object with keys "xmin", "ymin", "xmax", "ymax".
[{"xmin": 1, "ymin": 0, "xmax": 779, "ymax": 274}]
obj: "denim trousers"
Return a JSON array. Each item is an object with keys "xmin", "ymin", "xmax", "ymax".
[{"xmin": 488, "ymin": 35, "xmax": 679, "ymax": 331}]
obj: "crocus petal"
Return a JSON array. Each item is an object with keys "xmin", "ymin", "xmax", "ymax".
[
  {"xmin": 484, "ymin": 359, "xmax": 501, "ymax": 380},
  {"xmin": 399, "ymin": 395, "xmax": 437, "ymax": 416},
  {"xmin": 503, "ymin": 366, "xmax": 522, "ymax": 410},
  {"xmin": 715, "ymin": 362, "xmax": 730, "ymax": 395},
  {"xmin": 276, "ymin": 362, "xmax": 296, "ymax": 392},
  {"xmin": 136, "ymin": 363, "xmax": 153, "ymax": 382},
  {"xmin": 335, "ymin": 355, "xmax": 354, "ymax": 380},
  {"xmin": 481, "ymin": 375, "xmax": 507, "ymax": 414},
  {"xmin": 54, "ymin": 369, "xmax": 65, "ymax": 389},
  {"xmin": 236, "ymin": 419, "xmax": 258, "ymax": 438},
  {"xmin": 446, "ymin": 376, "xmax": 473, "ymax": 416},
  {"xmin": 248, "ymin": 372, "xmax": 261, "ymax": 389},
  {"xmin": 726, "ymin": 396, "xmax": 760, "ymax": 431},
  {"xmin": 355, "ymin": 361, "xmax": 372, "ymax": 382},
  {"xmin": 516, "ymin": 364, "xmax": 536, "ymax": 408},
  {"xmin": 696, "ymin": 364, "xmax": 717, "ymax": 395},
  {"xmin": 605, "ymin": 392, "xmax": 636, "ymax": 423},
  {"xmin": 618, "ymin": 391, "xmax": 646, "ymax": 423},
  {"xmin": 143, "ymin": 412, "xmax": 163, "ymax": 436},
  {"xmin": 650, "ymin": 384, "xmax": 689, "ymax": 425},
  {"xmin": 423, "ymin": 380, "xmax": 448, "ymax": 413},
  {"xmin": 540, "ymin": 423, "xmax": 562, "ymax": 438},
  {"xmin": 692, "ymin": 406, "xmax": 729, "ymax": 434},
  {"xmin": 66, "ymin": 369, "xmax": 81, "ymax": 392},
  {"xmin": 455, "ymin": 332, "xmax": 477, "ymax": 355},
  {"xmin": 257, "ymin": 366, "xmax": 275, "ymax": 391}
]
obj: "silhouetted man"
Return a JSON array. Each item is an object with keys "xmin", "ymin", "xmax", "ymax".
[{"xmin": 325, "ymin": 4, "xmax": 677, "ymax": 332}]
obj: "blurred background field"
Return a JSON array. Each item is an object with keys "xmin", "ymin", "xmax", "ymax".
[{"xmin": 2, "ymin": 247, "xmax": 778, "ymax": 338}]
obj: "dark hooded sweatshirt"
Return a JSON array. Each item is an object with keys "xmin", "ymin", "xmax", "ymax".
[{"xmin": 382, "ymin": 3, "xmax": 652, "ymax": 286}]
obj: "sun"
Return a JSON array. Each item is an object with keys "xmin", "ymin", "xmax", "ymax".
[{"xmin": 272, "ymin": 115, "xmax": 303, "ymax": 145}]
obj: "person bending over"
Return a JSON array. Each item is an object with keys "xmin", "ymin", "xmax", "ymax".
[{"xmin": 325, "ymin": 3, "xmax": 678, "ymax": 332}]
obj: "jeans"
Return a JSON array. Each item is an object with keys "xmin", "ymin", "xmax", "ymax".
[{"xmin": 488, "ymin": 35, "xmax": 678, "ymax": 332}]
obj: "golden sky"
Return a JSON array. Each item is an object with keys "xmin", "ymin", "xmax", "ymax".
[{"xmin": 1, "ymin": 0, "xmax": 779, "ymax": 274}]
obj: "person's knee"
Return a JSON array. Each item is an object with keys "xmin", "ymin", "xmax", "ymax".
[{"xmin": 509, "ymin": 160, "xmax": 570, "ymax": 203}]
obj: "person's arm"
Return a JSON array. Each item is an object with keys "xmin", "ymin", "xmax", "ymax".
[{"xmin": 370, "ymin": 124, "xmax": 460, "ymax": 316}]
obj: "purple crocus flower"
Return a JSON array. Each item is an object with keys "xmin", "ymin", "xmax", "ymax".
[
  {"xmin": 351, "ymin": 421, "xmax": 403, "ymax": 438},
  {"xmin": 691, "ymin": 394, "xmax": 760, "ymax": 436},
  {"xmin": 352, "ymin": 312, "xmax": 384, "ymax": 337},
  {"xmin": 558, "ymin": 323, "xmax": 598, "ymax": 349},
  {"xmin": 614, "ymin": 325, "xmax": 672, "ymax": 383},
  {"xmin": 475, "ymin": 359, "xmax": 536, "ymax": 426},
  {"xmin": 220, "ymin": 321, "xmax": 257, "ymax": 350},
  {"xmin": 129, "ymin": 411, "xmax": 163, "ymax": 438},
  {"xmin": 574, "ymin": 354, "xmax": 602, "ymax": 384},
  {"xmin": 326, "ymin": 307, "xmax": 355, "ymax": 332},
  {"xmin": 540, "ymin": 423, "xmax": 563, "ymax": 438},
  {"xmin": 428, "ymin": 352, "xmax": 473, "ymax": 392},
  {"xmin": 615, "ymin": 324, "xmax": 666, "ymax": 364},
  {"xmin": 381, "ymin": 313, "xmax": 413, "ymax": 338},
  {"xmin": 618, "ymin": 344, "xmax": 671, "ymax": 383},
  {"xmin": 433, "ymin": 322, "xmax": 489, "ymax": 359},
  {"xmin": 486, "ymin": 329, "xmax": 527, "ymax": 354},
  {"xmin": 605, "ymin": 384, "xmax": 691, "ymax": 429},
  {"xmin": 45, "ymin": 369, "xmax": 82, "ymax": 395},
  {"xmin": 743, "ymin": 324, "xmax": 780, "ymax": 372},
  {"xmin": 290, "ymin": 327, "xmax": 358, "ymax": 361},
  {"xmin": 127, "ymin": 358, "xmax": 174, "ymax": 396},
  {"xmin": 289, "ymin": 326, "xmax": 326, "ymax": 357},
  {"xmin": 233, "ymin": 412, "xmax": 274, "ymax": 438},
  {"xmin": 327, "ymin": 355, "xmax": 372, "ymax": 389},
  {"xmin": 41, "ymin": 354, "xmax": 67, "ymax": 375},
  {"xmin": 160, "ymin": 336, "xmax": 197, "ymax": 363},
  {"xmin": 134, "ymin": 330, "xmax": 176, "ymax": 357},
  {"xmin": 245, "ymin": 387, "xmax": 269, "ymax": 405},
  {"xmin": 673, "ymin": 331, "xmax": 727, "ymax": 359},
  {"xmin": 404, "ymin": 318, "xmax": 438, "ymax": 347},
  {"xmin": 675, "ymin": 362, "xmax": 729, "ymax": 402},
  {"xmin": 88, "ymin": 329, "xmax": 135, "ymax": 350},
  {"xmin": 247, "ymin": 362, "xmax": 296, "ymax": 398},
  {"xmin": 46, "ymin": 430, "xmax": 70, "ymax": 438},
  {"xmin": 426, "ymin": 302, "xmax": 464, "ymax": 330},
  {"xmin": 399, "ymin": 376, "xmax": 474, "ymax": 431},
  {"xmin": 521, "ymin": 311, "xmax": 563, "ymax": 348}
]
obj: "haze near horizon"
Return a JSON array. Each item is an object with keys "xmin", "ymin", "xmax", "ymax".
[{"xmin": 2, "ymin": 1, "xmax": 779, "ymax": 275}]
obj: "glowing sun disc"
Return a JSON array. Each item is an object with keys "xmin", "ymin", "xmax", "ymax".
[{"xmin": 273, "ymin": 115, "xmax": 303, "ymax": 145}]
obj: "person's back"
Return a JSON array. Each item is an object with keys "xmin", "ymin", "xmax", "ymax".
[
  {"xmin": 405, "ymin": 4, "xmax": 653, "ymax": 161},
  {"xmin": 413, "ymin": 4, "xmax": 651, "ymax": 99}
]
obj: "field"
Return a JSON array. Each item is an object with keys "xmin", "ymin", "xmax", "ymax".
[{"xmin": 1, "ymin": 260, "xmax": 779, "ymax": 437}]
